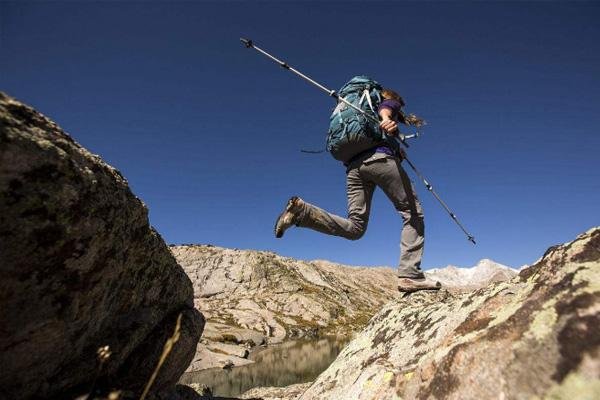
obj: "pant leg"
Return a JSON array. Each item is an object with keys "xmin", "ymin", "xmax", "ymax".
[
  {"xmin": 363, "ymin": 155, "xmax": 425, "ymax": 279},
  {"xmin": 297, "ymin": 167, "xmax": 376, "ymax": 240}
]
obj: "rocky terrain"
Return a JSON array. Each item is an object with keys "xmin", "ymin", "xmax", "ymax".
[
  {"xmin": 172, "ymin": 243, "xmax": 519, "ymax": 373},
  {"xmin": 250, "ymin": 228, "xmax": 599, "ymax": 400},
  {"xmin": 0, "ymin": 93, "xmax": 204, "ymax": 400},
  {"xmin": 171, "ymin": 245, "xmax": 399, "ymax": 371},
  {"xmin": 240, "ymin": 383, "xmax": 311, "ymax": 400}
]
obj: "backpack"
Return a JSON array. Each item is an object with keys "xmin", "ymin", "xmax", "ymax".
[{"xmin": 326, "ymin": 76, "xmax": 386, "ymax": 162}]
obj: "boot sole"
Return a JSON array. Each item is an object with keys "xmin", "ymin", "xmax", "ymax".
[
  {"xmin": 398, "ymin": 278, "xmax": 442, "ymax": 293},
  {"xmin": 398, "ymin": 285, "xmax": 441, "ymax": 294}
]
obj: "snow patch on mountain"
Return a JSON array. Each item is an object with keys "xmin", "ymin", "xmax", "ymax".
[{"xmin": 425, "ymin": 259, "xmax": 518, "ymax": 289}]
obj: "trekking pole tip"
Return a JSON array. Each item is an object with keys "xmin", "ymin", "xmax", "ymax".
[
  {"xmin": 468, "ymin": 236, "xmax": 476, "ymax": 245},
  {"xmin": 240, "ymin": 38, "xmax": 253, "ymax": 48}
]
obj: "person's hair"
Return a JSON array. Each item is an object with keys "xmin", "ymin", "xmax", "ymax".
[
  {"xmin": 381, "ymin": 88, "xmax": 405, "ymax": 108},
  {"xmin": 381, "ymin": 88, "xmax": 426, "ymax": 128}
]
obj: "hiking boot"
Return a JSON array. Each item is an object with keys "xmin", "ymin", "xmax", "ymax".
[
  {"xmin": 274, "ymin": 196, "xmax": 304, "ymax": 238},
  {"xmin": 398, "ymin": 277, "xmax": 442, "ymax": 293}
]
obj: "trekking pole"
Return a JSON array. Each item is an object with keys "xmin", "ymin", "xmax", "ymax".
[
  {"xmin": 240, "ymin": 38, "xmax": 413, "ymax": 145},
  {"xmin": 240, "ymin": 38, "xmax": 475, "ymax": 244},
  {"xmin": 402, "ymin": 157, "xmax": 476, "ymax": 244}
]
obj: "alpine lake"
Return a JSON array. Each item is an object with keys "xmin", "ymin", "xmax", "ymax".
[{"xmin": 180, "ymin": 337, "xmax": 349, "ymax": 397}]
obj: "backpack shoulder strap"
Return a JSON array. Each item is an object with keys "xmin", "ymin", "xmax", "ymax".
[{"xmin": 364, "ymin": 89, "xmax": 376, "ymax": 113}]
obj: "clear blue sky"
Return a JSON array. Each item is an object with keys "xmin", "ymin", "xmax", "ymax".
[{"xmin": 2, "ymin": 2, "xmax": 599, "ymax": 270}]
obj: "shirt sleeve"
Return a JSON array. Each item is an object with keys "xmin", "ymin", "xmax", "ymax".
[{"xmin": 378, "ymin": 99, "xmax": 401, "ymax": 115}]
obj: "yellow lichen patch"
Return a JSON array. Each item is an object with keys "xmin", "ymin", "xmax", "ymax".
[
  {"xmin": 404, "ymin": 371, "xmax": 414, "ymax": 380},
  {"xmin": 527, "ymin": 303, "xmax": 558, "ymax": 341},
  {"xmin": 543, "ymin": 371, "xmax": 600, "ymax": 400},
  {"xmin": 486, "ymin": 293, "xmax": 527, "ymax": 329},
  {"xmin": 572, "ymin": 263, "xmax": 600, "ymax": 293},
  {"xmin": 489, "ymin": 282, "xmax": 516, "ymax": 298},
  {"xmin": 384, "ymin": 371, "xmax": 395, "ymax": 382}
]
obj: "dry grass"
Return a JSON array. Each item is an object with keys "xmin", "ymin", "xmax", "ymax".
[{"xmin": 139, "ymin": 313, "xmax": 182, "ymax": 400}]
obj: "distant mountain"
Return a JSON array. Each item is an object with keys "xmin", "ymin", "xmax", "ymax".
[
  {"xmin": 425, "ymin": 258, "xmax": 518, "ymax": 290},
  {"xmin": 171, "ymin": 245, "xmax": 398, "ymax": 371}
]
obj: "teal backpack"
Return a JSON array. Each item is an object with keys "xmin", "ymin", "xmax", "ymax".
[{"xmin": 326, "ymin": 76, "xmax": 386, "ymax": 162}]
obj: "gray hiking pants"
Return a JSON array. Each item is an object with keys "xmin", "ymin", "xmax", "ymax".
[{"xmin": 296, "ymin": 152, "xmax": 425, "ymax": 279}]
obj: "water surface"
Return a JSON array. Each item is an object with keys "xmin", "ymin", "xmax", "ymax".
[{"xmin": 180, "ymin": 337, "xmax": 348, "ymax": 397}]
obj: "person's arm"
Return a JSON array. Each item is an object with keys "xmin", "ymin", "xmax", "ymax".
[
  {"xmin": 379, "ymin": 106, "xmax": 407, "ymax": 160},
  {"xmin": 379, "ymin": 107, "xmax": 398, "ymax": 136}
]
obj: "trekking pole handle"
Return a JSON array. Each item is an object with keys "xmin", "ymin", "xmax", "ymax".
[{"xmin": 403, "ymin": 132, "xmax": 421, "ymax": 140}]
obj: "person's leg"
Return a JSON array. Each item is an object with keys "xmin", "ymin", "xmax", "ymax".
[
  {"xmin": 275, "ymin": 167, "xmax": 376, "ymax": 240},
  {"xmin": 365, "ymin": 156, "xmax": 425, "ymax": 279}
]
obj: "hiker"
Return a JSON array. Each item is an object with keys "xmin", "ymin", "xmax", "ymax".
[{"xmin": 274, "ymin": 83, "xmax": 441, "ymax": 293}]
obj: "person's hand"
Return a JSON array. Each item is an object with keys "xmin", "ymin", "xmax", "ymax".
[{"xmin": 380, "ymin": 119, "xmax": 398, "ymax": 136}]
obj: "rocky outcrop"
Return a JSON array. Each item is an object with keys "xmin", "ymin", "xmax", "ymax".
[
  {"xmin": 294, "ymin": 228, "xmax": 600, "ymax": 400},
  {"xmin": 425, "ymin": 259, "xmax": 517, "ymax": 291},
  {"xmin": 171, "ymin": 245, "xmax": 398, "ymax": 371},
  {"xmin": 0, "ymin": 93, "xmax": 204, "ymax": 399},
  {"xmin": 240, "ymin": 383, "xmax": 311, "ymax": 400}
]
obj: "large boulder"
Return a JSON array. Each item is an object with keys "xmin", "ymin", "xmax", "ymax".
[
  {"xmin": 297, "ymin": 228, "xmax": 600, "ymax": 399},
  {"xmin": 0, "ymin": 92, "xmax": 204, "ymax": 399}
]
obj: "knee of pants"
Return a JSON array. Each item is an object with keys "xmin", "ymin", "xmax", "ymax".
[
  {"xmin": 395, "ymin": 202, "xmax": 422, "ymax": 216},
  {"xmin": 406, "ymin": 214, "xmax": 425, "ymax": 236},
  {"xmin": 347, "ymin": 224, "xmax": 366, "ymax": 240},
  {"xmin": 400, "ymin": 209, "xmax": 424, "ymax": 223}
]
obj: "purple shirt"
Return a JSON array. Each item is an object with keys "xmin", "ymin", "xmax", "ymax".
[{"xmin": 378, "ymin": 98, "xmax": 403, "ymax": 120}]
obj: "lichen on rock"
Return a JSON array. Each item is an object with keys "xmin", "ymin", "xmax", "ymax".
[{"xmin": 296, "ymin": 228, "xmax": 600, "ymax": 400}]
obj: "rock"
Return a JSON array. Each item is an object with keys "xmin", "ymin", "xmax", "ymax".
[
  {"xmin": 240, "ymin": 382, "xmax": 312, "ymax": 400},
  {"xmin": 187, "ymin": 344, "xmax": 254, "ymax": 372},
  {"xmin": 206, "ymin": 342, "xmax": 250, "ymax": 359},
  {"xmin": 297, "ymin": 228, "xmax": 600, "ymax": 399},
  {"xmin": 202, "ymin": 322, "xmax": 267, "ymax": 347},
  {"xmin": 113, "ymin": 308, "xmax": 204, "ymax": 393},
  {"xmin": 185, "ymin": 321, "xmax": 263, "ymax": 371},
  {"xmin": 0, "ymin": 92, "xmax": 204, "ymax": 399},
  {"xmin": 147, "ymin": 385, "xmax": 206, "ymax": 400},
  {"xmin": 186, "ymin": 383, "xmax": 213, "ymax": 397},
  {"xmin": 222, "ymin": 360, "xmax": 234, "ymax": 370}
]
